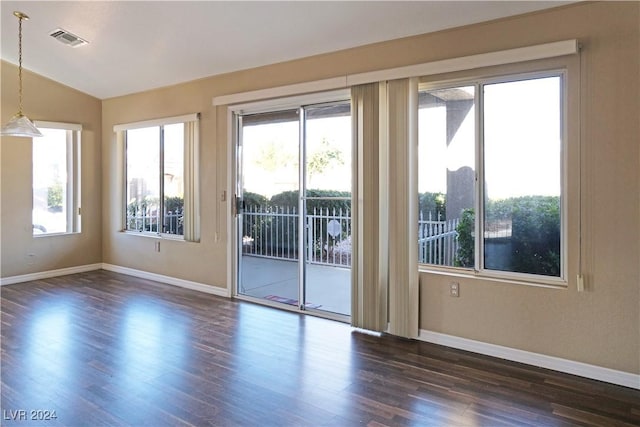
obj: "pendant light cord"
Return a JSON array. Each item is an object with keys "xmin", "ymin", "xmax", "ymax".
[{"xmin": 17, "ymin": 14, "xmax": 24, "ymax": 116}]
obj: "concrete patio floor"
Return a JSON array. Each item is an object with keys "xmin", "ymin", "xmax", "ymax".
[{"xmin": 239, "ymin": 256, "xmax": 351, "ymax": 316}]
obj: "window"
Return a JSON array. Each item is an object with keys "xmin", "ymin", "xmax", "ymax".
[
  {"xmin": 126, "ymin": 124, "xmax": 184, "ymax": 235},
  {"xmin": 117, "ymin": 114, "xmax": 200, "ymax": 240},
  {"xmin": 32, "ymin": 122, "xmax": 81, "ymax": 236},
  {"xmin": 418, "ymin": 73, "xmax": 564, "ymax": 280}
]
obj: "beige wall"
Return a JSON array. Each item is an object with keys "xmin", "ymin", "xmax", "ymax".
[
  {"xmin": 3, "ymin": 1, "xmax": 632, "ymax": 375},
  {"xmin": 1, "ymin": 62, "xmax": 102, "ymax": 276}
]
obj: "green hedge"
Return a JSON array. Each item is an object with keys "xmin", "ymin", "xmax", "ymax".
[
  {"xmin": 269, "ymin": 189, "xmax": 351, "ymax": 213},
  {"xmin": 455, "ymin": 196, "xmax": 560, "ymax": 276},
  {"xmin": 244, "ymin": 189, "xmax": 351, "ymax": 213},
  {"xmin": 243, "ymin": 191, "xmax": 269, "ymax": 208},
  {"xmin": 509, "ymin": 196, "xmax": 560, "ymax": 276}
]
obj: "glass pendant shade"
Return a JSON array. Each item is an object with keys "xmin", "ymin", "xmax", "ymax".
[{"xmin": 1, "ymin": 113, "xmax": 43, "ymax": 138}]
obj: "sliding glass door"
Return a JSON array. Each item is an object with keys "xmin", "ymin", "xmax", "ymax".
[
  {"xmin": 237, "ymin": 109, "xmax": 301, "ymax": 309},
  {"xmin": 302, "ymin": 104, "xmax": 351, "ymax": 315},
  {"xmin": 236, "ymin": 100, "xmax": 351, "ymax": 317}
]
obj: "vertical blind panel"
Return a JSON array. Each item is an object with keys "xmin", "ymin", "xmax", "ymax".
[
  {"xmin": 386, "ymin": 78, "xmax": 420, "ymax": 339},
  {"xmin": 351, "ymin": 83, "xmax": 388, "ymax": 332},
  {"xmin": 183, "ymin": 120, "xmax": 200, "ymax": 242}
]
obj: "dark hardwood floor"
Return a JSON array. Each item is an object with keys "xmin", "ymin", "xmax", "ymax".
[{"xmin": 1, "ymin": 270, "xmax": 639, "ymax": 426}]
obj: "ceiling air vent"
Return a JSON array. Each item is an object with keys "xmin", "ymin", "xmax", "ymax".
[{"xmin": 49, "ymin": 28, "xmax": 89, "ymax": 48}]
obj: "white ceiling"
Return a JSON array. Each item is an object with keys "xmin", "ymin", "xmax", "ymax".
[{"xmin": 1, "ymin": 1, "xmax": 571, "ymax": 100}]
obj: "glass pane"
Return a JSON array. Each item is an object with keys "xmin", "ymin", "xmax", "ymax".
[
  {"xmin": 242, "ymin": 110, "xmax": 299, "ymax": 198},
  {"xmin": 483, "ymin": 76, "xmax": 561, "ymax": 277},
  {"xmin": 126, "ymin": 127, "xmax": 160, "ymax": 233},
  {"xmin": 163, "ymin": 123, "xmax": 184, "ymax": 235},
  {"xmin": 305, "ymin": 103, "xmax": 352, "ymax": 193},
  {"xmin": 418, "ymin": 86, "xmax": 476, "ymax": 267},
  {"xmin": 239, "ymin": 110, "xmax": 301, "ymax": 305},
  {"xmin": 304, "ymin": 102, "xmax": 351, "ymax": 316},
  {"xmin": 33, "ymin": 128, "xmax": 68, "ymax": 234}
]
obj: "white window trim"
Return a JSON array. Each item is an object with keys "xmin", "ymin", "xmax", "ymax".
[
  {"xmin": 117, "ymin": 113, "xmax": 200, "ymax": 241},
  {"xmin": 35, "ymin": 121, "xmax": 82, "ymax": 132},
  {"xmin": 113, "ymin": 113, "xmax": 198, "ymax": 132},
  {"xmin": 348, "ymin": 40, "xmax": 577, "ymax": 86},
  {"xmin": 213, "ymin": 40, "xmax": 578, "ymax": 107},
  {"xmin": 33, "ymin": 121, "xmax": 82, "ymax": 237},
  {"xmin": 227, "ymin": 89, "xmax": 350, "ymax": 115}
]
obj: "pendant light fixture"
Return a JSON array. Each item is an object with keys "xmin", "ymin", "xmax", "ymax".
[{"xmin": 1, "ymin": 11, "xmax": 42, "ymax": 138}]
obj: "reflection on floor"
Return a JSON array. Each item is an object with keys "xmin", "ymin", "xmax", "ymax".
[{"xmin": 240, "ymin": 256, "xmax": 350, "ymax": 315}]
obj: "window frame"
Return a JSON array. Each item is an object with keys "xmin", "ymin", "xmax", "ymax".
[
  {"xmin": 123, "ymin": 123, "xmax": 183, "ymax": 239},
  {"xmin": 116, "ymin": 113, "xmax": 200, "ymax": 241},
  {"xmin": 418, "ymin": 68, "xmax": 569, "ymax": 286},
  {"xmin": 32, "ymin": 121, "xmax": 82, "ymax": 237}
]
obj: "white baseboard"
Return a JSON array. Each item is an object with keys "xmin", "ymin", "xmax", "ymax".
[
  {"xmin": 101, "ymin": 263, "xmax": 230, "ymax": 298},
  {"xmin": 0, "ymin": 263, "xmax": 103, "ymax": 286},
  {"xmin": 1, "ymin": 262, "xmax": 230, "ymax": 298},
  {"xmin": 418, "ymin": 329, "xmax": 640, "ymax": 390}
]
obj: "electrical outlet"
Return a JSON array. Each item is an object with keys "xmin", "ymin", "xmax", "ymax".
[{"xmin": 450, "ymin": 282, "xmax": 460, "ymax": 297}]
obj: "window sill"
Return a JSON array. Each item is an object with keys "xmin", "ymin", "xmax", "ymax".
[
  {"xmin": 418, "ymin": 264, "xmax": 568, "ymax": 289},
  {"xmin": 33, "ymin": 231, "xmax": 81, "ymax": 238},
  {"xmin": 121, "ymin": 230, "xmax": 185, "ymax": 241}
]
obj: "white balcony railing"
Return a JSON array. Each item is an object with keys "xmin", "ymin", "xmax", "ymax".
[
  {"xmin": 126, "ymin": 208, "xmax": 183, "ymax": 235},
  {"xmin": 242, "ymin": 206, "xmax": 460, "ymax": 267},
  {"xmin": 418, "ymin": 212, "xmax": 459, "ymax": 266},
  {"xmin": 242, "ymin": 206, "xmax": 352, "ymax": 267}
]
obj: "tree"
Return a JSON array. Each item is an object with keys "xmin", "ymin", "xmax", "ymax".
[
  {"xmin": 254, "ymin": 140, "xmax": 296, "ymax": 172},
  {"xmin": 418, "ymin": 192, "xmax": 446, "ymax": 220},
  {"xmin": 307, "ymin": 138, "xmax": 344, "ymax": 178},
  {"xmin": 455, "ymin": 208, "xmax": 475, "ymax": 268},
  {"xmin": 47, "ymin": 182, "xmax": 63, "ymax": 212}
]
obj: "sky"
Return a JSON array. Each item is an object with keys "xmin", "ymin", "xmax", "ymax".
[{"xmin": 419, "ymin": 76, "xmax": 561, "ymax": 200}]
